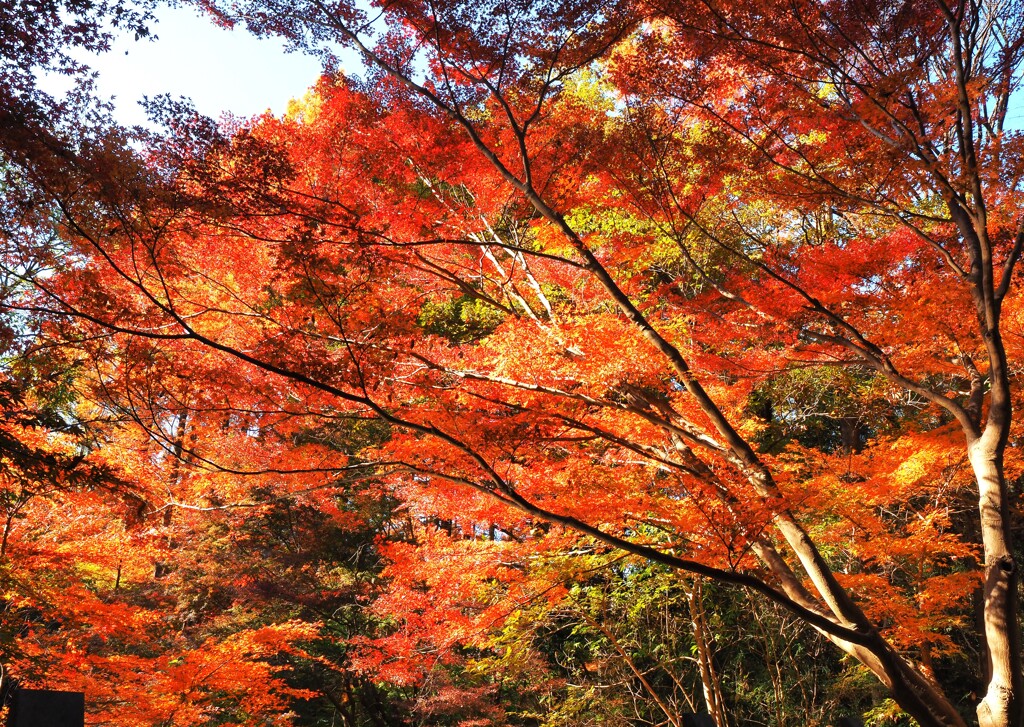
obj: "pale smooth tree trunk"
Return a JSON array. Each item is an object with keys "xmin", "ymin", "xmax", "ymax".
[{"xmin": 969, "ymin": 430, "xmax": 1022, "ymax": 727}]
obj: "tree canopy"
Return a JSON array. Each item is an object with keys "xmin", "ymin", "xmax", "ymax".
[{"xmin": 1, "ymin": 0, "xmax": 1023, "ymax": 725}]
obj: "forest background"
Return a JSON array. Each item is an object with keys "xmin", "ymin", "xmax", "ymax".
[{"xmin": 1, "ymin": 1, "xmax": 1024, "ymax": 726}]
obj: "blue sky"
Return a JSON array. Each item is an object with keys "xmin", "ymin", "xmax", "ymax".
[{"xmin": 77, "ymin": 5, "xmax": 354, "ymax": 126}]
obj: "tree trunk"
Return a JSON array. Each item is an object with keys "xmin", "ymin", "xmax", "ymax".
[
  {"xmin": 155, "ymin": 410, "xmax": 188, "ymax": 580},
  {"xmin": 0, "ymin": 513, "xmax": 13, "ymax": 559},
  {"xmin": 687, "ymin": 577, "xmax": 729, "ymax": 727},
  {"xmin": 969, "ymin": 435, "xmax": 1023, "ymax": 727}
]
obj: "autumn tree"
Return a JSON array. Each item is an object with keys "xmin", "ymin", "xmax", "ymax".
[
  {"xmin": 3, "ymin": 0, "xmax": 1024, "ymax": 725},
  {"xmin": 0, "ymin": 6, "xmax": 395, "ymax": 720}
]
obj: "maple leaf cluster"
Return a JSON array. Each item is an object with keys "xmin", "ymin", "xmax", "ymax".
[{"xmin": 2, "ymin": 0, "xmax": 1024, "ymax": 726}]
